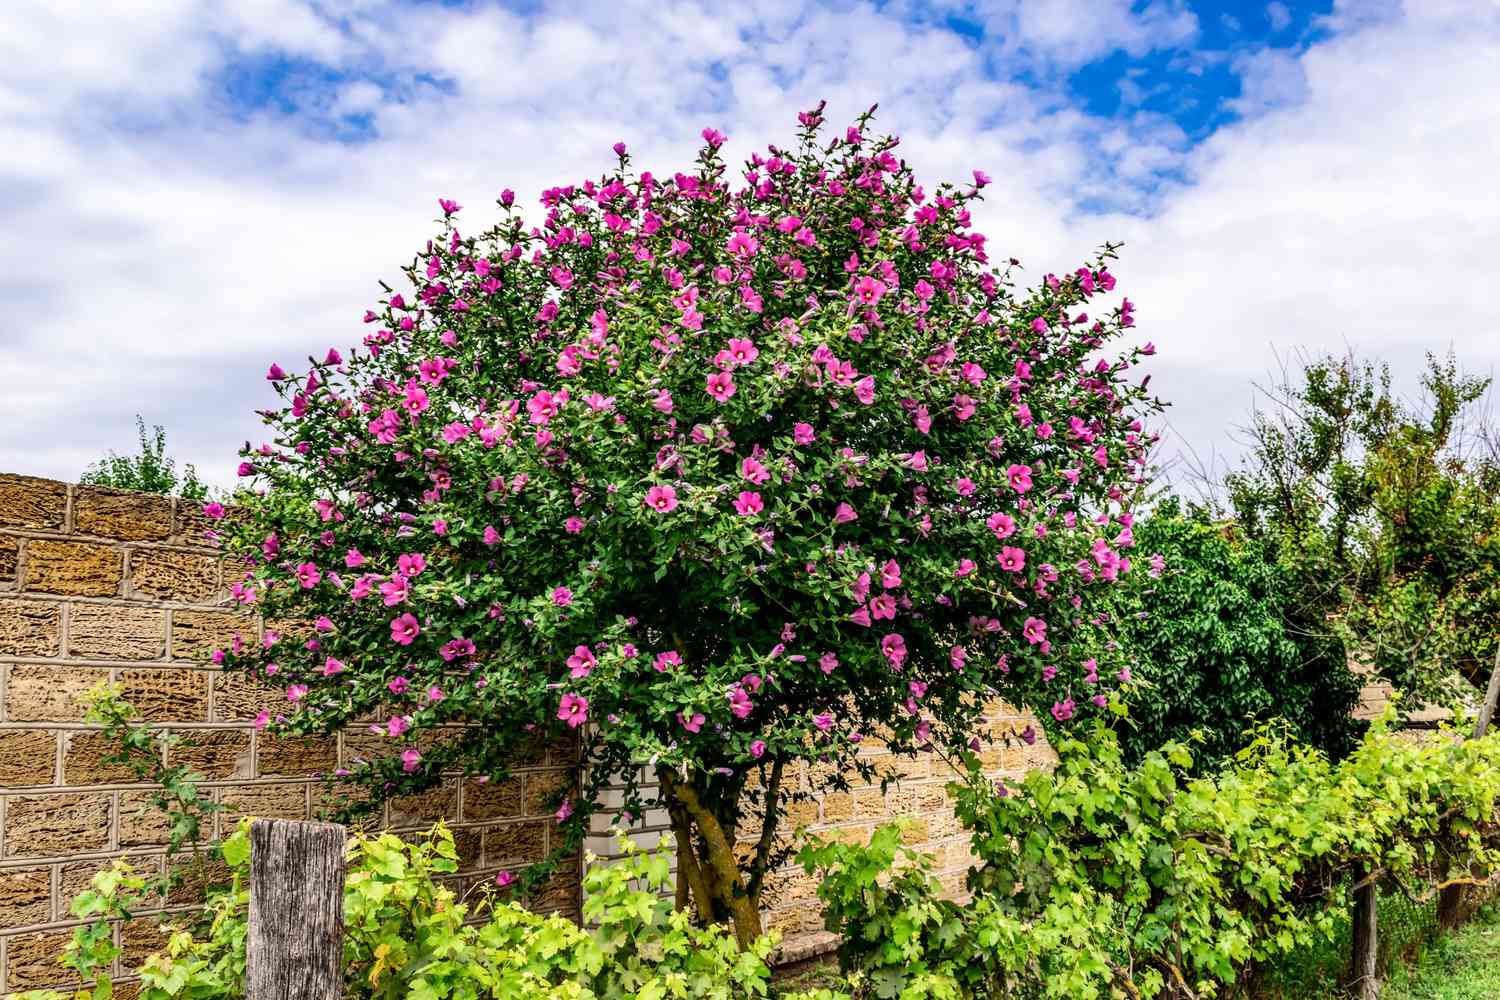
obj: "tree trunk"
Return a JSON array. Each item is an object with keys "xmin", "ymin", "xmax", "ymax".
[
  {"xmin": 1348, "ymin": 868, "xmax": 1380, "ymax": 1000},
  {"xmin": 247, "ymin": 818, "xmax": 345, "ymax": 1000},
  {"xmin": 1439, "ymin": 643, "xmax": 1500, "ymax": 926},
  {"xmin": 660, "ymin": 768, "xmax": 763, "ymax": 948}
]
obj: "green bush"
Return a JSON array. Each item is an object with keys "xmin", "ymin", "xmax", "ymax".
[
  {"xmin": 801, "ymin": 719, "xmax": 1500, "ymax": 999},
  {"xmin": 18, "ymin": 822, "xmax": 837, "ymax": 1000},
  {"xmin": 1108, "ymin": 501, "xmax": 1362, "ymax": 765}
]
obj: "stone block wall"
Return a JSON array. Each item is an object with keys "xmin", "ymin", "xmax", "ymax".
[
  {"xmin": 0, "ymin": 475, "xmax": 578, "ymax": 993},
  {"xmin": 0, "ymin": 473, "xmax": 1057, "ymax": 988}
]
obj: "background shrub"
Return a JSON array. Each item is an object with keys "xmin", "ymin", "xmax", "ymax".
[{"xmin": 1108, "ymin": 500, "xmax": 1361, "ymax": 765}]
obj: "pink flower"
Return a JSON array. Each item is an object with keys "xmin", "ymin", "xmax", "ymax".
[
  {"xmin": 565, "ymin": 517, "xmax": 585, "ymax": 534},
  {"xmin": 322, "ymin": 656, "xmax": 344, "ymax": 677},
  {"xmin": 793, "ymin": 422, "xmax": 815, "ymax": 445},
  {"xmin": 987, "ymin": 513, "xmax": 1017, "ymax": 539},
  {"xmin": 397, "ymin": 552, "xmax": 427, "ymax": 576},
  {"xmin": 654, "ymin": 651, "xmax": 681, "ymax": 672},
  {"xmin": 734, "ymin": 491, "xmax": 764, "ymax": 515},
  {"xmin": 495, "ymin": 870, "xmax": 516, "ymax": 888},
  {"xmin": 997, "ymin": 547, "xmax": 1026, "ymax": 573},
  {"xmin": 955, "ymin": 559, "xmax": 977, "ymax": 578},
  {"xmin": 849, "ymin": 607, "xmax": 872, "ymax": 627},
  {"xmin": 853, "ymin": 376, "xmax": 875, "ymax": 405},
  {"xmin": 741, "ymin": 457, "xmax": 770, "ymax": 484},
  {"xmin": 286, "ymin": 684, "xmax": 308, "ymax": 703},
  {"xmin": 645, "ymin": 485, "xmax": 679, "ymax": 513},
  {"xmin": 678, "ymin": 711, "xmax": 705, "ymax": 733},
  {"xmin": 869, "ymin": 594, "xmax": 897, "ymax": 620},
  {"xmin": 706, "ymin": 371, "xmax": 737, "ymax": 402},
  {"xmin": 567, "ymin": 645, "xmax": 596, "ymax": 678},
  {"xmin": 812, "ymin": 712, "xmax": 834, "ymax": 732},
  {"xmin": 558, "ymin": 692, "xmax": 589, "ymax": 728},
  {"xmin": 728, "ymin": 686, "xmax": 754, "ymax": 719},
  {"xmin": 749, "ymin": 739, "xmax": 767, "ymax": 759},
  {"xmin": 380, "ymin": 576, "xmax": 409, "ymax": 606},
  {"xmin": 401, "ymin": 748, "xmax": 422, "ymax": 772},
  {"xmin": 653, "ymin": 390, "xmax": 675, "ymax": 413},
  {"xmin": 1022, "ymin": 616, "xmax": 1048, "ymax": 645},
  {"xmin": 295, "ymin": 562, "xmax": 322, "ymax": 589},
  {"xmin": 387, "ymin": 676, "xmax": 409, "ymax": 695},
  {"xmin": 552, "ymin": 586, "xmax": 573, "ymax": 607},
  {"xmin": 345, "ymin": 548, "xmax": 366, "ymax": 568},
  {"xmin": 880, "ymin": 560, "xmax": 902, "ymax": 589},
  {"xmin": 1148, "ymin": 553, "xmax": 1166, "ymax": 578},
  {"xmin": 1051, "ymin": 698, "xmax": 1075, "ymax": 722},
  {"xmin": 483, "ymin": 525, "xmax": 501, "ymax": 546},
  {"xmin": 387, "ymin": 715, "xmax": 409, "ymax": 737},
  {"xmin": 819, "ymin": 652, "xmax": 839, "ymax": 674},
  {"xmin": 852, "ymin": 275, "xmax": 885, "ymax": 305},
  {"xmin": 833, "ymin": 502, "xmax": 858, "ymax": 524},
  {"xmin": 389, "ymin": 613, "xmax": 420, "ymax": 645},
  {"xmin": 1006, "ymin": 464, "xmax": 1034, "ymax": 494},
  {"xmin": 202, "ymin": 502, "xmax": 225, "ymax": 520},
  {"xmin": 527, "ymin": 390, "xmax": 560, "ymax": 425},
  {"xmin": 881, "ymin": 633, "xmax": 908, "ymax": 669}
]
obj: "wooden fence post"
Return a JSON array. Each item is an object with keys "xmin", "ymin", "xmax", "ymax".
[
  {"xmin": 1349, "ymin": 865, "xmax": 1380, "ymax": 1000},
  {"xmin": 247, "ymin": 818, "xmax": 346, "ymax": 1000}
]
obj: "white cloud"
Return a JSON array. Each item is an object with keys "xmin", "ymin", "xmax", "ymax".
[
  {"xmin": 0, "ymin": 0, "xmax": 1496, "ymax": 494},
  {"xmin": 1267, "ymin": 2, "xmax": 1292, "ymax": 33}
]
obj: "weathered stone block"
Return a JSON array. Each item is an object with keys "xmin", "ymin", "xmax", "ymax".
[
  {"xmin": 24, "ymin": 539, "xmax": 121, "ymax": 597},
  {"xmin": 118, "ymin": 668, "xmax": 210, "ymax": 722},
  {"xmin": 4, "ymin": 664, "xmax": 109, "ymax": 721},
  {"xmin": 389, "ymin": 780, "xmax": 457, "ymax": 827},
  {"xmin": 118, "ymin": 789, "xmax": 175, "ymax": 847},
  {"xmin": 73, "ymin": 486, "xmax": 172, "ymax": 542},
  {"xmin": 0, "ymin": 865, "xmax": 51, "ymax": 928},
  {"xmin": 0, "ymin": 598, "xmax": 61, "ymax": 656},
  {"xmin": 3, "ymin": 792, "xmax": 112, "ymax": 857},
  {"xmin": 0, "ymin": 730, "xmax": 57, "ymax": 785},
  {"xmin": 480, "ymin": 821, "xmax": 546, "ymax": 869},
  {"xmin": 4, "ymin": 929, "xmax": 77, "ymax": 990},
  {"xmin": 165, "ymin": 851, "xmax": 229, "ymax": 905},
  {"xmin": 0, "ymin": 475, "xmax": 67, "ymax": 531},
  {"xmin": 256, "ymin": 734, "xmax": 335, "ymax": 777},
  {"xmin": 0, "ymin": 533, "xmax": 18, "ymax": 584},
  {"xmin": 66, "ymin": 603, "xmax": 167, "ymax": 660},
  {"xmin": 462, "ymin": 776, "xmax": 523, "ymax": 820},
  {"xmin": 121, "ymin": 916, "xmax": 171, "ymax": 965},
  {"xmin": 129, "ymin": 548, "xmax": 219, "ymax": 603},
  {"xmin": 62, "ymin": 730, "xmax": 151, "ymax": 786},
  {"xmin": 169, "ymin": 728, "xmax": 252, "ymax": 779},
  {"xmin": 217, "ymin": 783, "xmax": 308, "ymax": 832},
  {"xmin": 170, "ymin": 609, "xmax": 256, "ymax": 661},
  {"xmin": 523, "ymin": 770, "xmax": 574, "ymax": 817},
  {"xmin": 211, "ymin": 669, "xmax": 279, "ymax": 721}
]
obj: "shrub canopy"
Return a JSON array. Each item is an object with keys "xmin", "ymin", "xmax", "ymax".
[
  {"xmin": 215, "ymin": 105, "xmax": 1157, "ymax": 940},
  {"xmin": 1107, "ymin": 501, "xmax": 1361, "ymax": 765}
]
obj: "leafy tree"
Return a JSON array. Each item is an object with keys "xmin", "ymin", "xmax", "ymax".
[
  {"xmin": 81, "ymin": 415, "xmax": 209, "ymax": 501},
  {"xmin": 1227, "ymin": 351, "xmax": 1500, "ymax": 709},
  {"xmin": 213, "ymin": 106, "xmax": 1157, "ymax": 945},
  {"xmin": 1107, "ymin": 501, "xmax": 1360, "ymax": 765}
]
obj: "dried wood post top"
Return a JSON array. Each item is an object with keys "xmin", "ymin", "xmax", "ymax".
[{"xmin": 248, "ymin": 818, "xmax": 347, "ymax": 1000}]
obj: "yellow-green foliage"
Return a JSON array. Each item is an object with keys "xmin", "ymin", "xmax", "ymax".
[{"xmin": 803, "ymin": 717, "xmax": 1500, "ymax": 999}]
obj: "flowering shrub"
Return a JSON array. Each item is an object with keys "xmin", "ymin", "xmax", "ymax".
[
  {"xmin": 215, "ymin": 105, "xmax": 1156, "ymax": 942},
  {"xmin": 16, "ymin": 823, "xmax": 819, "ymax": 1000},
  {"xmin": 802, "ymin": 718, "xmax": 1500, "ymax": 999}
]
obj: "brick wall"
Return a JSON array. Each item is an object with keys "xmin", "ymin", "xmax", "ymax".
[
  {"xmin": 0, "ymin": 474, "xmax": 578, "ymax": 993},
  {"xmin": 0, "ymin": 473, "xmax": 1056, "ymax": 988}
]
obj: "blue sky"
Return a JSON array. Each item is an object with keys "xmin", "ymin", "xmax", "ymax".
[{"xmin": 0, "ymin": 0, "xmax": 1494, "ymax": 486}]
